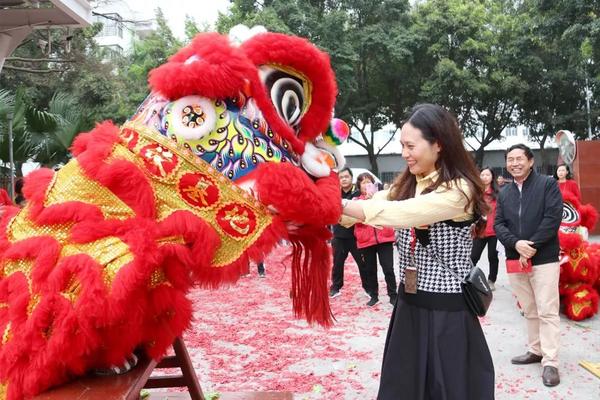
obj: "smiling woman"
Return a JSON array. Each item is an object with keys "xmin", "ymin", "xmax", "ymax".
[{"xmin": 342, "ymin": 103, "xmax": 495, "ymax": 400}]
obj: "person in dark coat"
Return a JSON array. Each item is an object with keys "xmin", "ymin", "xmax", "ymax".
[
  {"xmin": 495, "ymin": 143, "xmax": 563, "ymax": 387},
  {"xmin": 329, "ymin": 167, "xmax": 369, "ymax": 298}
]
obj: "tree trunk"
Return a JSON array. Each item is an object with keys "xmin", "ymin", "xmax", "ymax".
[
  {"xmin": 367, "ymin": 150, "xmax": 379, "ymax": 177},
  {"xmin": 475, "ymin": 145, "xmax": 485, "ymax": 168},
  {"xmin": 538, "ymin": 134, "xmax": 548, "ymax": 175},
  {"xmin": 16, "ymin": 161, "xmax": 23, "ymax": 178}
]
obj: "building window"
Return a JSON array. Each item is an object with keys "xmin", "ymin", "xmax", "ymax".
[
  {"xmin": 97, "ymin": 13, "xmax": 124, "ymax": 38},
  {"xmin": 505, "ymin": 126, "xmax": 517, "ymax": 137}
]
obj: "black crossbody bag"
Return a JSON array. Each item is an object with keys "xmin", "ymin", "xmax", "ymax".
[{"xmin": 415, "ymin": 228, "xmax": 493, "ymax": 317}]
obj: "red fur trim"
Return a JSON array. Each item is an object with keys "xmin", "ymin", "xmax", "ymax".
[
  {"xmin": 0, "ymin": 189, "xmax": 12, "ymax": 206},
  {"xmin": 2, "ymin": 236, "xmax": 61, "ymax": 290},
  {"xmin": 157, "ymin": 211, "xmax": 220, "ymax": 285},
  {"xmin": 35, "ymin": 202, "xmax": 104, "ymax": 226},
  {"xmin": 561, "ymin": 190, "xmax": 581, "ymax": 209},
  {"xmin": 563, "ymin": 284, "xmax": 599, "ymax": 321},
  {"xmin": 88, "ymin": 158, "xmax": 156, "ymax": 219},
  {"xmin": 71, "ymin": 121, "xmax": 120, "ymax": 159},
  {"xmin": 148, "ymin": 32, "xmax": 257, "ymax": 101},
  {"xmin": 559, "ymin": 231, "xmax": 582, "ymax": 250},
  {"xmin": 241, "ymin": 32, "xmax": 338, "ymax": 145},
  {"xmin": 142, "ymin": 284, "xmax": 192, "ymax": 359},
  {"xmin": 288, "ymin": 225, "xmax": 332, "ymax": 327},
  {"xmin": 255, "ymin": 163, "xmax": 342, "ymax": 225},
  {"xmin": 20, "ymin": 168, "xmax": 55, "ymax": 219},
  {"xmin": 579, "ymin": 204, "xmax": 598, "ymax": 231}
]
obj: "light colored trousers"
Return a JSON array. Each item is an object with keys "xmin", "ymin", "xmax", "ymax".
[{"xmin": 508, "ymin": 261, "xmax": 560, "ymax": 368}]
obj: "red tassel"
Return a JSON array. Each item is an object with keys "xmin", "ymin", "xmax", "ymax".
[{"xmin": 288, "ymin": 225, "xmax": 333, "ymax": 327}]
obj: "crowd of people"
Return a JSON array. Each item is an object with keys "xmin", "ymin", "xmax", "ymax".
[{"xmin": 337, "ymin": 103, "xmax": 577, "ymax": 398}]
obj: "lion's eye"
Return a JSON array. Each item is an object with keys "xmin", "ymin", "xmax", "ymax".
[
  {"xmin": 259, "ymin": 67, "xmax": 307, "ymax": 129},
  {"xmin": 165, "ymin": 96, "xmax": 217, "ymax": 140}
]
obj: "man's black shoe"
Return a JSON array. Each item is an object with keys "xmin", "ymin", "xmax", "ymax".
[
  {"xmin": 511, "ymin": 352, "xmax": 543, "ymax": 365},
  {"xmin": 366, "ymin": 297, "xmax": 379, "ymax": 307},
  {"xmin": 542, "ymin": 366, "xmax": 560, "ymax": 387}
]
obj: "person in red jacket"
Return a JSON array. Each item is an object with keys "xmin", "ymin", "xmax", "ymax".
[
  {"xmin": 354, "ymin": 172, "xmax": 398, "ymax": 306},
  {"xmin": 554, "ymin": 164, "xmax": 581, "ymax": 200},
  {"xmin": 471, "ymin": 167, "xmax": 499, "ymax": 290}
]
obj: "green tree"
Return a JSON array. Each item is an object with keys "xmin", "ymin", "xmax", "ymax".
[
  {"xmin": 514, "ymin": 0, "xmax": 597, "ymax": 171},
  {"xmin": 412, "ymin": 0, "xmax": 527, "ymax": 166},
  {"xmin": 0, "ymin": 89, "xmax": 82, "ymax": 175}
]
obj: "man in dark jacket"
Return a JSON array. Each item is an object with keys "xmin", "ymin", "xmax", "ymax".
[
  {"xmin": 330, "ymin": 167, "xmax": 369, "ymax": 299},
  {"xmin": 495, "ymin": 144, "xmax": 563, "ymax": 387}
]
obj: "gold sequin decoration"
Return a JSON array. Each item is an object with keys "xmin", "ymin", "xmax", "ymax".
[
  {"xmin": 44, "ymin": 160, "xmax": 136, "ymax": 221},
  {"xmin": 6, "ymin": 209, "xmax": 72, "ymax": 245},
  {"xmin": 27, "ymin": 293, "xmax": 40, "ymax": 316},
  {"xmin": 60, "ymin": 236, "xmax": 134, "ymax": 287},
  {"xmin": 1, "ymin": 323, "xmax": 10, "ymax": 345},
  {"xmin": 0, "ymin": 382, "xmax": 7, "ymax": 400},
  {"xmin": 114, "ymin": 122, "xmax": 274, "ymax": 267},
  {"xmin": 149, "ymin": 269, "xmax": 168, "ymax": 288},
  {"xmin": 61, "ymin": 276, "xmax": 82, "ymax": 304},
  {"xmin": 2, "ymin": 259, "xmax": 34, "ymax": 278}
]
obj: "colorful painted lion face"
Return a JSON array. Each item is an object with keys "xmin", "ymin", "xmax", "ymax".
[{"xmin": 133, "ymin": 26, "xmax": 349, "ymax": 192}]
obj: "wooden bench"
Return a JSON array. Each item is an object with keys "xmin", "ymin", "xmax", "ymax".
[{"xmin": 34, "ymin": 337, "xmax": 292, "ymax": 400}]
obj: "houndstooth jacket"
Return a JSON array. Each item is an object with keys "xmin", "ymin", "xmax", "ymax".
[{"xmin": 396, "ymin": 220, "xmax": 473, "ymax": 293}]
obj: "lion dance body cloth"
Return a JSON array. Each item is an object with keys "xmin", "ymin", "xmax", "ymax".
[
  {"xmin": 0, "ymin": 27, "xmax": 349, "ymax": 399},
  {"xmin": 558, "ymin": 187, "xmax": 600, "ymax": 321}
]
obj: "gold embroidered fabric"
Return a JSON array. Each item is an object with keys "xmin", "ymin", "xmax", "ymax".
[
  {"xmin": 117, "ymin": 121, "xmax": 274, "ymax": 267},
  {"xmin": 1, "ymin": 121, "xmax": 274, "ymax": 330}
]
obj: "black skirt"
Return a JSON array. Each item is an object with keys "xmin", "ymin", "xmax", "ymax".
[{"xmin": 377, "ymin": 286, "xmax": 495, "ymax": 400}]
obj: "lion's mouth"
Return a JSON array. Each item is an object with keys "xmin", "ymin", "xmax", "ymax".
[{"xmin": 300, "ymin": 138, "xmax": 345, "ymax": 179}]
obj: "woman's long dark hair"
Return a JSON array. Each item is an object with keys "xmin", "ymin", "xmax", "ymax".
[
  {"xmin": 388, "ymin": 104, "xmax": 488, "ymax": 235},
  {"xmin": 480, "ymin": 166, "xmax": 499, "ymax": 201}
]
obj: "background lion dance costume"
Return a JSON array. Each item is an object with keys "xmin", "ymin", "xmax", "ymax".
[
  {"xmin": 558, "ymin": 186, "xmax": 600, "ymax": 321},
  {"xmin": 0, "ymin": 26, "xmax": 349, "ymax": 399}
]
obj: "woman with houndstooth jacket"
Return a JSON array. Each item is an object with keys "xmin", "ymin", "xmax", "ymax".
[{"xmin": 342, "ymin": 103, "xmax": 495, "ymax": 400}]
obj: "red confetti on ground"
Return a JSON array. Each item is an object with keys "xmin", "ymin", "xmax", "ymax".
[{"xmin": 182, "ymin": 244, "xmax": 391, "ymax": 398}]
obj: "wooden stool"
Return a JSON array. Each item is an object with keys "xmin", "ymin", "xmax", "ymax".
[
  {"xmin": 35, "ymin": 337, "xmax": 293, "ymax": 400},
  {"xmin": 34, "ymin": 337, "xmax": 204, "ymax": 400}
]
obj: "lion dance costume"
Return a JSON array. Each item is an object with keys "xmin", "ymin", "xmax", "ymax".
[
  {"xmin": 0, "ymin": 26, "xmax": 350, "ymax": 399},
  {"xmin": 558, "ymin": 185, "xmax": 600, "ymax": 321}
]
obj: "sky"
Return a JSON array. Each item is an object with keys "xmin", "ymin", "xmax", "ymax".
[{"xmin": 124, "ymin": 0, "xmax": 231, "ymax": 39}]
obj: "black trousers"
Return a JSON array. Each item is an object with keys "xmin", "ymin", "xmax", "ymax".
[
  {"xmin": 378, "ymin": 295, "xmax": 495, "ymax": 399},
  {"xmin": 471, "ymin": 236, "xmax": 499, "ymax": 282},
  {"xmin": 331, "ymin": 237, "xmax": 368, "ymax": 292},
  {"xmin": 360, "ymin": 242, "xmax": 397, "ymax": 298}
]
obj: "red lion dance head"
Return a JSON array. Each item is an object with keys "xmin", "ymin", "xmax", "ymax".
[
  {"xmin": 558, "ymin": 186, "xmax": 600, "ymax": 321},
  {"xmin": 0, "ymin": 26, "xmax": 349, "ymax": 399}
]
